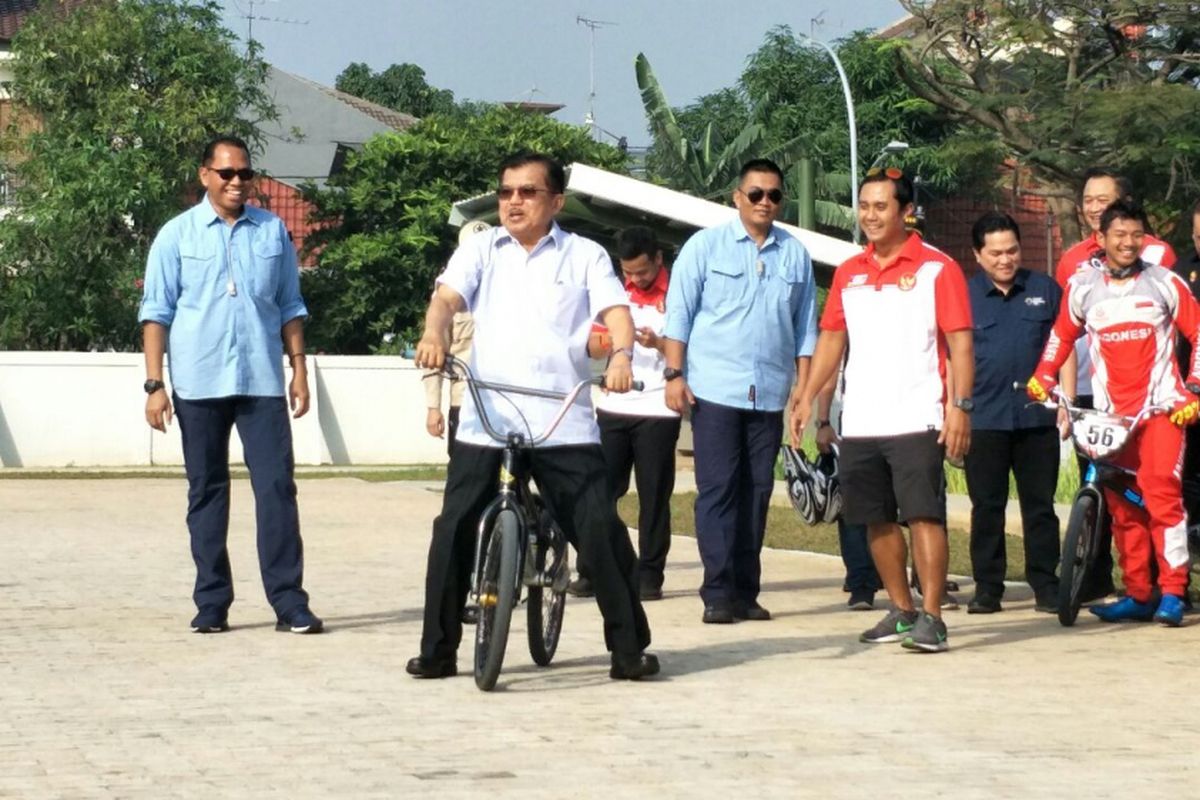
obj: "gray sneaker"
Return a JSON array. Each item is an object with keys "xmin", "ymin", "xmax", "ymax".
[
  {"xmin": 902, "ymin": 612, "xmax": 949, "ymax": 653},
  {"xmin": 859, "ymin": 608, "xmax": 920, "ymax": 643}
]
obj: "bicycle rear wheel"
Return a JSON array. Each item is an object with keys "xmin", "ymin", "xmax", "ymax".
[
  {"xmin": 475, "ymin": 509, "xmax": 521, "ymax": 691},
  {"xmin": 1058, "ymin": 492, "xmax": 1100, "ymax": 627},
  {"xmin": 527, "ymin": 501, "xmax": 568, "ymax": 667}
]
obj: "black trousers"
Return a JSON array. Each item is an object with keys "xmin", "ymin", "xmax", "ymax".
[
  {"xmin": 965, "ymin": 427, "xmax": 1061, "ymax": 598},
  {"xmin": 174, "ymin": 395, "xmax": 309, "ymax": 619},
  {"xmin": 419, "ymin": 442, "xmax": 650, "ymax": 661},
  {"xmin": 446, "ymin": 405, "xmax": 461, "ymax": 457},
  {"xmin": 586, "ymin": 410, "xmax": 681, "ymax": 590}
]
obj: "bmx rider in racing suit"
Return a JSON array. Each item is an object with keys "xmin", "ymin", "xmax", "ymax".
[{"xmin": 1027, "ymin": 201, "xmax": 1200, "ymax": 627}]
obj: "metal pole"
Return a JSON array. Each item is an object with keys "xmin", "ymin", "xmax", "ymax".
[
  {"xmin": 801, "ymin": 35, "xmax": 858, "ymax": 242},
  {"xmin": 796, "ymin": 158, "xmax": 816, "ymax": 230}
]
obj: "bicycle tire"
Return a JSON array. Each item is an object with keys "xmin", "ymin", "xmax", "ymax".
[
  {"xmin": 474, "ymin": 508, "xmax": 521, "ymax": 691},
  {"xmin": 527, "ymin": 501, "xmax": 568, "ymax": 667},
  {"xmin": 1058, "ymin": 492, "xmax": 1100, "ymax": 627}
]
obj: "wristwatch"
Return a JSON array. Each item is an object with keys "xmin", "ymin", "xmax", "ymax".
[
  {"xmin": 663, "ymin": 367, "xmax": 684, "ymax": 382},
  {"xmin": 144, "ymin": 379, "xmax": 165, "ymax": 394},
  {"xmin": 816, "ymin": 419, "xmax": 832, "ymax": 429},
  {"xmin": 953, "ymin": 397, "xmax": 975, "ymax": 413}
]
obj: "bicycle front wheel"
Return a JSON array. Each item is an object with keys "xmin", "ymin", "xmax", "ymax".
[
  {"xmin": 475, "ymin": 508, "xmax": 521, "ymax": 691},
  {"xmin": 1058, "ymin": 492, "xmax": 1100, "ymax": 627},
  {"xmin": 527, "ymin": 501, "xmax": 568, "ymax": 667}
]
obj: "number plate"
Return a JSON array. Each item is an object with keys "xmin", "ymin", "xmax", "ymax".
[{"xmin": 1072, "ymin": 411, "xmax": 1131, "ymax": 460}]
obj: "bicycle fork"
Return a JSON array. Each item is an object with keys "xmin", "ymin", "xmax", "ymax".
[{"xmin": 469, "ymin": 449, "xmax": 523, "ymax": 610}]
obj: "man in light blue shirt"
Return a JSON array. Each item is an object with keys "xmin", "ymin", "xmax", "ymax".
[
  {"xmin": 664, "ymin": 158, "xmax": 818, "ymax": 623},
  {"xmin": 139, "ymin": 135, "xmax": 321, "ymax": 635}
]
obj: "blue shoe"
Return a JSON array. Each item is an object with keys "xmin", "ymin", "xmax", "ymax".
[
  {"xmin": 1089, "ymin": 596, "xmax": 1155, "ymax": 623},
  {"xmin": 275, "ymin": 606, "xmax": 324, "ymax": 634},
  {"xmin": 1154, "ymin": 594, "xmax": 1185, "ymax": 627}
]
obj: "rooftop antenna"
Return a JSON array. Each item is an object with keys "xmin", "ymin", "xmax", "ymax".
[
  {"xmin": 235, "ymin": 0, "xmax": 309, "ymax": 45},
  {"xmin": 576, "ymin": 15, "xmax": 617, "ymax": 139}
]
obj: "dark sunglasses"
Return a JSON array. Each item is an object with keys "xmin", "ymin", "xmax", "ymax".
[
  {"xmin": 497, "ymin": 186, "xmax": 554, "ymax": 201},
  {"xmin": 743, "ymin": 187, "xmax": 783, "ymax": 205},
  {"xmin": 866, "ymin": 166, "xmax": 904, "ymax": 179},
  {"xmin": 208, "ymin": 167, "xmax": 256, "ymax": 181}
]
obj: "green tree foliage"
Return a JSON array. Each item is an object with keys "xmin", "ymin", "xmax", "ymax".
[
  {"xmin": 639, "ymin": 28, "xmax": 1000, "ymax": 234},
  {"xmin": 299, "ymin": 107, "xmax": 627, "ymax": 354},
  {"xmin": 335, "ymin": 62, "xmax": 480, "ymax": 119},
  {"xmin": 894, "ymin": 1, "xmax": 1200, "ymax": 243},
  {"xmin": 0, "ymin": 0, "xmax": 272, "ymax": 351}
]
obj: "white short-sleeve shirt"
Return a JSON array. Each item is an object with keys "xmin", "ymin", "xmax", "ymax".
[{"xmin": 437, "ymin": 223, "xmax": 628, "ymax": 447}]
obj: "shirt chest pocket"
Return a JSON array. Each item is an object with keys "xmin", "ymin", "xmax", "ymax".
[
  {"xmin": 706, "ymin": 266, "xmax": 744, "ymax": 306},
  {"xmin": 178, "ymin": 246, "xmax": 221, "ymax": 300},
  {"xmin": 1019, "ymin": 302, "xmax": 1055, "ymax": 349},
  {"xmin": 247, "ymin": 240, "xmax": 282, "ymax": 300},
  {"xmin": 767, "ymin": 271, "xmax": 801, "ymax": 313}
]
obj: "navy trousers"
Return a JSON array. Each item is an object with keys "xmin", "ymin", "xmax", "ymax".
[
  {"xmin": 839, "ymin": 520, "xmax": 880, "ymax": 592},
  {"xmin": 690, "ymin": 399, "xmax": 783, "ymax": 607},
  {"xmin": 174, "ymin": 394, "xmax": 309, "ymax": 620}
]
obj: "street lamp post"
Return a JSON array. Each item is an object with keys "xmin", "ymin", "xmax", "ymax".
[{"xmin": 799, "ymin": 34, "xmax": 859, "ymax": 242}]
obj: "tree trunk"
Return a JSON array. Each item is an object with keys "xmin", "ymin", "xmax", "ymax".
[{"xmin": 1046, "ymin": 192, "xmax": 1082, "ymax": 255}]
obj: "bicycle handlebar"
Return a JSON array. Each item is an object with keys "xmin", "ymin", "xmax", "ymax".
[
  {"xmin": 429, "ymin": 355, "xmax": 643, "ymax": 447},
  {"xmin": 1021, "ymin": 383, "xmax": 1171, "ymax": 429}
]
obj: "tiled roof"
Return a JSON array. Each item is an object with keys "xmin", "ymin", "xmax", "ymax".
[
  {"xmin": 287, "ymin": 72, "xmax": 417, "ymax": 132},
  {"xmin": 0, "ymin": 0, "xmax": 90, "ymax": 41}
]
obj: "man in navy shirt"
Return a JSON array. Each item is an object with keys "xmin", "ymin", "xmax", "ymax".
[{"xmin": 964, "ymin": 212, "xmax": 1064, "ymax": 614}]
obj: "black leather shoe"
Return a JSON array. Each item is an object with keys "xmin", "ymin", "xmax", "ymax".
[
  {"xmin": 733, "ymin": 602, "xmax": 772, "ymax": 621},
  {"xmin": 702, "ymin": 603, "xmax": 734, "ymax": 624},
  {"xmin": 610, "ymin": 651, "xmax": 660, "ymax": 680},
  {"xmin": 639, "ymin": 585, "xmax": 664, "ymax": 601},
  {"xmin": 1034, "ymin": 592, "xmax": 1058, "ymax": 614},
  {"xmin": 406, "ymin": 656, "xmax": 457, "ymax": 679},
  {"xmin": 567, "ymin": 576, "xmax": 594, "ymax": 598},
  {"xmin": 462, "ymin": 605, "xmax": 479, "ymax": 625},
  {"xmin": 967, "ymin": 594, "xmax": 1003, "ymax": 614}
]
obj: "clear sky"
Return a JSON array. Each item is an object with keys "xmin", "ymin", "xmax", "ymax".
[{"xmin": 218, "ymin": 0, "xmax": 907, "ymax": 148}]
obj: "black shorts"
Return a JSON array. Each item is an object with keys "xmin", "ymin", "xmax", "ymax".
[{"xmin": 839, "ymin": 430, "xmax": 946, "ymax": 526}]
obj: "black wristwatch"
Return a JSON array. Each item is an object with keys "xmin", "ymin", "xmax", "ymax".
[
  {"xmin": 953, "ymin": 397, "xmax": 974, "ymax": 413},
  {"xmin": 816, "ymin": 419, "xmax": 832, "ymax": 429},
  {"xmin": 144, "ymin": 379, "xmax": 165, "ymax": 395},
  {"xmin": 663, "ymin": 367, "xmax": 684, "ymax": 382}
]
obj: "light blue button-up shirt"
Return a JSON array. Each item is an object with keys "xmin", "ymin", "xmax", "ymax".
[
  {"xmin": 664, "ymin": 218, "xmax": 818, "ymax": 411},
  {"xmin": 138, "ymin": 199, "xmax": 308, "ymax": 400}
]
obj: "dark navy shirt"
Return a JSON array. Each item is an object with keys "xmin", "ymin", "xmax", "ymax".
[
  {"xmin": 1172, "ymin": 251, "xmax": 1200, "ymax": 373},
  {"xmin": 969, "ymin": 267, "xmax": 1062, "ymax": 431}
]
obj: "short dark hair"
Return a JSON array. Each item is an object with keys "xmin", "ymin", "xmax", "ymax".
[
  {"xmin": 860, "ymin": 167, "xmax": 914, "ymax": 208},
  {"xmin": 202, "ymin": 135, "xmax": 251, "ymax": 165},
  {"xmin": 615, "ymin": 226, "xmax": 660, "ymax": 262},
  {"xmin": 498, "ymin": 152, "xmax": 565, "ymax": 194},
  {"xmin": 1191, "ymin": 197, "xmax": 1200, "ymax": 218},
  {"xmin": 739, "ymin": 158, "xmax": 784, "ymax": 185},
  {"xmin": 971, "ymin": 212, "xmax": 1022, "ymax": 250},
  {"xmin": 1099, "ymin": 199, "xmax": 1146, "ymax": 233},
  {"xmin": 1080, "ymin": 167, "xmax": 1133, "ymax": 202}
]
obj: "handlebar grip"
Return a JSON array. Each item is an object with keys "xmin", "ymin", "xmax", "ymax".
[{"xmin": 597, "ymin": 378, "xmax": 645, "ymax": 392}]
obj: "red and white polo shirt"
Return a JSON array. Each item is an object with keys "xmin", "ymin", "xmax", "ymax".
[
  {"xmin": 821, "ymin": 233, "xmax": 972, "ymax": 437},
  {"xmin": 593, "ymin": 267, "xmax": 678, "ymax": 419}
]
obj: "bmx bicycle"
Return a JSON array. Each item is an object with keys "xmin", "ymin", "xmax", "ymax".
[
  {"xmin": 1046, "ymin": 388, "xmax": 1172, "ymax": 626},
  {"xmin": 434, "ymin": 355, "xmax": 641, "ymax": 691}
]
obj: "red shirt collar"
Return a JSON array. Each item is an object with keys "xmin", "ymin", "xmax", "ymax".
[
  {"xmin": 860, "ymin": 232, "xmax": 924, "ymax": 271},
  {"xmin": 626, "ymin": 266, "xmax": 669, "ymax": 305}
]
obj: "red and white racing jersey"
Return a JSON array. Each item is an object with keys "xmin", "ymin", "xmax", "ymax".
[
  {"xmin": 1038, "ymin": 260, "xmax": 1200, "ymax": 416},
  {"xmin": 1055, "ymin": 233, "xmax": 1176, "ymax": 396}
]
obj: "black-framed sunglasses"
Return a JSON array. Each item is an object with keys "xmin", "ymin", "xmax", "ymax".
[
  {"xmin": 742, "ymin": 187, "xmax": 783, "ymax": 205},
  {"xmin": 208, "ymin": 167, "xmax": 257, "ymax": 181},
  {"xmin": 865, "ymin": 166, "xmax": 904, "ymax": 179},
  {"xmin": 497, "ymin": 186, "xmax": 553, "ymax": 201}
]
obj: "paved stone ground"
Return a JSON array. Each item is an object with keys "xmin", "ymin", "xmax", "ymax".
[{"xmin": 3, "ymin": 478, "xmax": 1196, "ymax": 799}]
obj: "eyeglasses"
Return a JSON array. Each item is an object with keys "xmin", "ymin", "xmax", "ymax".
[
  {"xmin": 741, "ymin": 187, "xmax": 784, "ymax": 205},
  {"xmin": 208, "ymin": 167, "xmax": 257, "ymax": 181},
  {"xmin": 865, "ymin": 166, "xmax": 904, "ymax": 179},
  {"xmin": 497, "ymin": 186, "xmax": 554, "ymax": 201}
]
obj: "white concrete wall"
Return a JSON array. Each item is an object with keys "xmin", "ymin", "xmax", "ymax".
[{"xmin": 0, "ymin": 352, "xmax": 449, "ymax": 468}]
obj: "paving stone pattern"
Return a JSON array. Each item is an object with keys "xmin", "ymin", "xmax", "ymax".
[{"xmin": 1, "ymin": 479, "xmax": 1194, "ymax": 798}]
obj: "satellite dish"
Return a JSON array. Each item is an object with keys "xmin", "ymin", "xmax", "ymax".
[{"xmin": 458, "ymin": 219, "xmax": 492, "ymax": 245}]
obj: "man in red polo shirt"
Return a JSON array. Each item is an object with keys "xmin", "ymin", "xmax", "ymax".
[
  {"xmin": 1055, "ymin": 168, "xmax": 1177, "ymax": 600},
  {"xmin": 575, "ymin": 226, "xmax": 682, "ymax": 601},
  {"xmin": 796, "ymin": 168, "xmax": 974, "ymax": 653}
]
